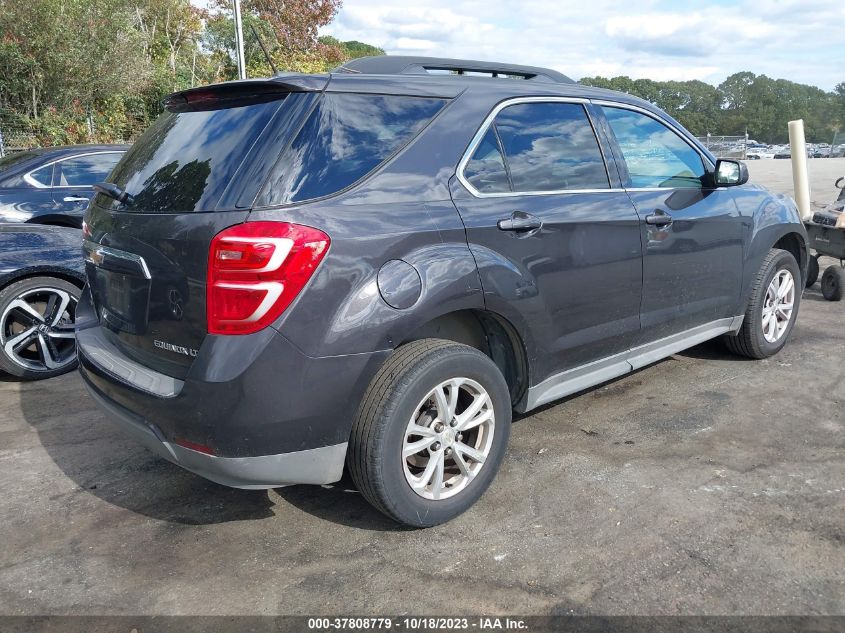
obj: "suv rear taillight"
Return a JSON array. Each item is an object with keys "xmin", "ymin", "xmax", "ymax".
[{"xmin": 207, "ymin": 222, "xmax": 330, "ymax": 335}]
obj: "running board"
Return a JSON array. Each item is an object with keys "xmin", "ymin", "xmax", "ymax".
[{"xmin": 521, "ymin": 316, "xmax": 744, "ymax": 412}]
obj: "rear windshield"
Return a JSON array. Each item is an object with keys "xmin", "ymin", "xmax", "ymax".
[
  {"xmin": 256, "ymin": 93, "xmax": 446, "ymax": 206},
  {"xmin": 0, "ymin": 150, "xmax": 41, "ymax": 172},
  {"xmin": 105, "ymin": 98, "xmax": 285, "ymax": 213},
  {"xmin": 102, "ymin": 91, "xmax": 445, "ymax": 213}
]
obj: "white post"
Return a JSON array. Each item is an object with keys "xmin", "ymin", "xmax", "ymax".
[
  {"xmin": 788, "ymin": 119, "xmax": 811, "ymax": 222},
  {"xmin": 233, "ymin": 0, "xmax": 247, "ymax": 80}
]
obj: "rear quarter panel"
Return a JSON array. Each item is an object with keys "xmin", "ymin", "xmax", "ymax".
[
  {"xmin": 247, "ymin": 91, "xmax": 494, "ymax": 360},
  {"xmin": 0, "ymin": 225, "xmax": 85, "ymax": 287}
]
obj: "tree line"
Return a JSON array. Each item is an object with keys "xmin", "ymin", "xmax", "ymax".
[
  {"xmin": 0, "ymin": 0, "xmax": 382, "ymax": 146},
  {"xmin": 1, "ymin": 0, "xmax": 842, "ymax": 147},
  {"xmin": 580, "ymin": 73, "xmax": 845, "ymax": 144}
]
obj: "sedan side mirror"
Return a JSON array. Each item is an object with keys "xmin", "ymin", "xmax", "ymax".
[{"xmin": 714, "ymin": 159, "xmax": 749, "ymax": 187}]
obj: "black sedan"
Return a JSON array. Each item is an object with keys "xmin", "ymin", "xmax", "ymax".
[
  {"xmin": 0, "ymin": 145, "xmax": 127, "ymax": 228},
  {"xmin": 0, "ymin": 224, "xmax": 85, "ymax": 380}
]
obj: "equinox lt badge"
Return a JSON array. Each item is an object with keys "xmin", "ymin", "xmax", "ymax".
[{"xmin": 154, "ymin": 340, "xmax": 198, "ymax": 357}]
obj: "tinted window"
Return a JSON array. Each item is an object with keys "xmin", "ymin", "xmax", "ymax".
[
  {"xmin": 58, "ymin": 153, "xmax": 122, "ymax": 186},
  {"xmin": 27, "ymin": 164, "xmax": 53, "ymax": 187},
  {"xmin": 601, "ymin": 107, "xmax": 705, "ymax": 188},
  {"xmin": 259, "ymin": 93, "xmax": 446, "ymax": 205},
  {"xmin": 463, "ymin": 128, "xmax": 510, "ymax": 193},
  {"xmin": 107, "ymin": 99, "xmax": 283, "ymax": 212},
  {"xmin": 494, "ymin": 102, "xmax": 608, "ymax": 192}
]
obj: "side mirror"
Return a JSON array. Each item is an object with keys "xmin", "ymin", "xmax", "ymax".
[{"xmin": 714, "ymin": 159, "xmax": 749, "ymax": 187}]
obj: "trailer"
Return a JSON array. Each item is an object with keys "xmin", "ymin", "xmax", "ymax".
[{"xmin": 804, "ymin": 176, "xmax": 845, "ymax": 300}]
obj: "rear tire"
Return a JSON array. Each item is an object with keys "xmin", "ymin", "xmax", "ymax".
[
  {"xmin": 0, "ymin": 276, "xmax": 81, "ymax": 380},
  {"xmin": 805, "ymin": 255, "xmax": 819, "ymax": 288},
  {"xmin": 821, "ymin": 265, "xmax": 845, "ymax": 301},
  {"xmin": 724, "ymin": 248, "xmax": 800, "ymax": 359},
  {"xmin": 347, "ymin": 339, "xmax": 511, "ymax": 527}
]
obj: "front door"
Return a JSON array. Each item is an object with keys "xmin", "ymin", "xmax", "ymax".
[
  {"xmin": 450, "ymin": 99, "xmax": 643, "ymax": 386},
  {"xmin": 597, "ymin": 104, "xmax": 744, "ymax": 343}
]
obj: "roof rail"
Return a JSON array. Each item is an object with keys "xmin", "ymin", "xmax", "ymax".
[{"xmin": 334, "ymin": 56, "xmax": 574, "ymax": 84}]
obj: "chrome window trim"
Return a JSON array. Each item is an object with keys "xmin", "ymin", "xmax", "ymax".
[
  {"xmin": 22, "ymin": 166, "xmax": 54, "ymax": 189},
  {"xmin": 456, "ymin": 96, "xmax": 620, "ymax": 199},
  {"xmin": 590, "ymin": 99, "xmax": 716, "ymax": 186},
  {"xmin": 23, "ymin": 150, "xmax": 124, "ymax": 190}
]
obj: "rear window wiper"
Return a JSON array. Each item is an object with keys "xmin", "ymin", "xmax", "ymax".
[{"xmin": 94, "ymin": 182, "xmax": 134, "ymax": 204}]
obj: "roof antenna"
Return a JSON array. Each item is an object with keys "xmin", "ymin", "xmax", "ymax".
[{"xmin": 250, "ymin": 23, "xmax": 278, "ymax": 75}]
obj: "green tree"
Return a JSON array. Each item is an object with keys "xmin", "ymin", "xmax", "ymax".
[{"xmin": 0, "ymin": 0, "xmax": 148, "ymax": 118}]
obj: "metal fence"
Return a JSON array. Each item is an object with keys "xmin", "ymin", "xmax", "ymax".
[
  {"xmin": 695, "ymin": 134, "xmax": 748, "ymax": 159},
  {"xmin": 0, "ymin": 124, "xmax": 39, "ymax": 156},
  {"xmin": 0, "ymin": 118, "xmax": 148, "ymax": 157}
]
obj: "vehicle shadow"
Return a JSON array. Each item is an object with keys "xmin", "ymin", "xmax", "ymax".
[
  {"xmin": 675, "ymin": 338, "xmax": 756, "ymax": 361},
  {"xmin": 0, "ymin": 370, "xmax": 25, "ymax": 382},
  {"xmin": 274, "ymin": 476, "xmax": 410, "ymax": 532},
  {"xmin": 15, "ymin": 371, "xmax": 405, "ymax": 530},
  {"xmin": 16, "ymin": 373, "xmax": 277, "ymax": 526}
]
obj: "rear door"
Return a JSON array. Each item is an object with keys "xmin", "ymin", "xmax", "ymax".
[
  {"xmin": 0, "ymin": 159, "xmax": 55, "ymax": 224},
  {"xmin": 52, "ymin": 152, "xmax": 123, "ymax": 225},
  {"xmin": 451, "ymin": 98, "xmax": 643, "ymax": 385},
  {"xmin": 596, "ymin": 104, "xmax": 744, "ymax": 343}
]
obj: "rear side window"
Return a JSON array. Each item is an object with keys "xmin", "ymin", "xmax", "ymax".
[
  {"xmin": 58, "ymin": 153, "xmax": 122, "ymax": 187},
  {"xmin": 258, "ymin": 93, "xmax": 446, "ymax": 206},
  {"xmin": 106, "ymin": 99, "xmax": 284, "ymax": 212},
  {"xmin": 494, "ymin": 102, "xmax": 609, "ymax": 192},
  {"xmin": 463, "ymin": 128, "xmax": 510, "ymax": 194},
  {"xmin": 601, "ymin": 107, "xmax": 705, "ymax": 188},
  {"xmin": 26, "ymin": 164, "xmax": 53, "ymax": 187}
]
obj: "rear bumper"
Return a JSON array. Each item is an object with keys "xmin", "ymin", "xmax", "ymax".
[
  {"xmin": 82, "ymin": 378, "xmax": 347, "ymax": 488},
  {"xmin": 76, "ymin": 285, "xmax": 388, "ymax": 488}
]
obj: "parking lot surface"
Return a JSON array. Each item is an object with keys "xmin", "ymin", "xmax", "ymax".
[{"xmin": 1, "ymin": 159, "xmax": 843, "ymax": 615}]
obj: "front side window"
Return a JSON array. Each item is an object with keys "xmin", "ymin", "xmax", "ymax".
[
  {"xmin": 58, "ymin": 153, "xmax": 123, "ymax": 187},
  {"xmin": 601, "ymin": 107, "xmax": 705, "ymax": 189},
  {"xmin": 258, "ymin": 93, "xmax": 446, "ymax": 205},
  {"xmin": 493, "ymin": 102, "xmax": 609, "ymax": 192}
]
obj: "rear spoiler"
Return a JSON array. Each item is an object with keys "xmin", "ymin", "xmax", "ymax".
[{"xmin": 164, "ymin": 75, "xmax": 328, "ymax": 113}]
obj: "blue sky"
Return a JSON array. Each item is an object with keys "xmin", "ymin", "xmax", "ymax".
[{"xmin": 320, "ymin": 0, "xmax": 845, "ymax": 90}]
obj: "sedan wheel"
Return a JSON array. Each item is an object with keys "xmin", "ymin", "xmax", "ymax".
[{"xmin": 0, "ymin": 277, "xmax": 80, "ymax": 379}]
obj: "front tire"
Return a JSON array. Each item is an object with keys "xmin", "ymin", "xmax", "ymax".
[
  {"xmin": 724, "ymin": 248, "xmax": 801, "ymax": 359},
  {"xmin": 347, "ymin": 339, "xmax": 511, "ymax": 527},
  {"xmin": 0, "ymin": 276, "xmax": 81, "ymax": 380}
]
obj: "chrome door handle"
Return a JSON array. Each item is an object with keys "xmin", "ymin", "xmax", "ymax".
[
  {"xmin": 63, "ymin": 196, "xmax": 89, "ymax": 202},
  {"xmin": 645, "ymin": 211, "xmax": 672, "ymax": 226},
  {"xmin": 497, "ymin": 211, "xmax": 543, "ymax": 232}
]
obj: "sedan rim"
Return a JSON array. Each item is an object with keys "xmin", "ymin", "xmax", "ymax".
[
  {"xmin": 402, "ymin": 377, "xmax": 495, "ymax": 501},
  {"xmin": 1, "ymin": 287, "xmax": 77, "ymax": 372},
  {"xmin": 762, "ymin": 269, "xmax": 795, "ymax": 343}
]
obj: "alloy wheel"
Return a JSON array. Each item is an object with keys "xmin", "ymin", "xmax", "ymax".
[
  {"xmin": 0, "ymin": 287, "xmax": 77, "ymax": 372},
  {"xmin": 402, "ymin": 377, "xmax": 495, "ymax": 500},
  {"xmin": 762, "ymin": 269, "xmax": 795, "ymax": 343}
]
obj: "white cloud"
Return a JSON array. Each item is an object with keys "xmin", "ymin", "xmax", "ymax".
[{"xmin": 322, "ymin": 0, "xmax": 845, "ymax": 89}]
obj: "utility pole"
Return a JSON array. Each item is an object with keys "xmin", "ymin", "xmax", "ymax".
[{"xmin": 233, "ymin": 0, "xmax": 247, "ymax": 80}]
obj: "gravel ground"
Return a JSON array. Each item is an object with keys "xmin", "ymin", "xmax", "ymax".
[{"xmin": 0, "ymin": 159, "xmax": 843, "ymax": 616}]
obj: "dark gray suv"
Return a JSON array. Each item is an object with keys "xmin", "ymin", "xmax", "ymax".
[{"xmin": 77, "ymin": 56, "xmax": 808, "ymax": 526}]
